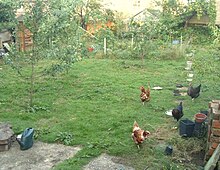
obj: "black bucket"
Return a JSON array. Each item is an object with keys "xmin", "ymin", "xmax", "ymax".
[
  {"xmin": 179, "ymin": 119, "xmax": 195, "ymax": 137},
  {"xmin": 193, "ymin": 122, "xmax": 207, "ymax": 138}
]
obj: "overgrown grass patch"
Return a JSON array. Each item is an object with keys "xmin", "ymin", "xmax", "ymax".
[{"xmin": 1, "ymin": 56, "xmax": 219, "ymax": 169}]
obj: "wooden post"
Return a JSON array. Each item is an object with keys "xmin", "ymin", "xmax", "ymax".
[
  {"xmin": 78, "ymin": 26, "xmax": 98, "ymax": 39},
  {"xmin": 180, "ymin": 34, "xmax": 183, "ymax": 49},
  {"xmin": 104, "ymin": 38, "xmax": 107, "ymax": 55},
  {"xmin": 0, "ymin": 38, "xmax": 2, "ymax": 49},
  {"xmin": 19, "ymin": 21, "xmax": 25, "ymax": 52},
  {"xmin": 180, "ymin": 34, "xmax": 183, "ymax": 56},
  {"xmin": 180, "ymin": 34, "xmax": 183, "ymax": 46},
  {"xmin": 204, "ymin": 144, "xmax": 220, "ymax": 170},
  {"xmin": 131, "ymin": 34, "xmax": 134, "ymax": 48}
]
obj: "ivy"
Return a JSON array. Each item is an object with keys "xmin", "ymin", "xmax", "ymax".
[{"xmin": 187, "ymin": 0, "xmax": 216, "ymax": 26}]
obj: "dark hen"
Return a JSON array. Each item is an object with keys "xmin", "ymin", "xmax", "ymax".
[
  {"xmin": 187, "ymin": 83, "xmax": 201, "ymax": 100},
  {"xmin": 172, "ymin": 102, "xmax": 183, "ymax": 121}
]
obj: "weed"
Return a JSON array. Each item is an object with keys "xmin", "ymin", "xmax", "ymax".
[
  {"xmin": 55, "ymin": 132, "xmax": 74, "ymax": 145},
  {"xmin": 34, "ymin": 127, "xmax": 51, "ymax": 139}
]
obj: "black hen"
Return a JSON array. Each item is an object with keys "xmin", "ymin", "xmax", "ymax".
[
  {"xmin": 187, "ymin": 83, "xmax": 201, "ymax": 100},
  {"xmin": 172, "ymin": 102, "xmax": 183, "ymax": 121}
]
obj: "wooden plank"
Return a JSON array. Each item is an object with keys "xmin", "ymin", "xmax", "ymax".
[
  {"xmin": 204, "ymin": 144, "xmax": 220, "ymax": 170},
  {"xmin": 216, "ymin": 0, "xmax": 220, "ymax": 25},
  {"xmin": 0, "ymin": 38, "xmax": 2, "ymax": 48}
]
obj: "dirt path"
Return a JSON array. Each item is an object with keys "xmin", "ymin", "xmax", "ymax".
[
  {"xmin": 0, "ymin": 141, "xmax": 135, "ymax": 170},
  {"xmin": 0, "ymin": 141, "xmax": 81, "ymax": 170},
  {"xmin": 83, "ymin": 153, "xmax": 134, "ymax": 170}
]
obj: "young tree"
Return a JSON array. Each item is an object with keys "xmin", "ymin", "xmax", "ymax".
[
  {"xmin": 5, "ymin": 0, "xmax": 115, "ymax": 111},
  {"xmin": 74, "ymin": 0, "xmax": 114, "ymax": 29},
  {"xmin": 5, "ymin": 0, "xmax": 87, "ymax": 110}
]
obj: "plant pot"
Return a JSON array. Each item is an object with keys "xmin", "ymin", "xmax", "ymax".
[
  {"xmin": 88, "ymin": 47, "xmax": 94, "ymax": 52},
  {"xmin": 194, "ymin": 113, "xmax": 207, "ymax": 123}
]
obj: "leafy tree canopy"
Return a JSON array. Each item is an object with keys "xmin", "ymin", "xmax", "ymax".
[{"xmin": 0, "ymin": 0, "xmax": 17, "ymax": 31}]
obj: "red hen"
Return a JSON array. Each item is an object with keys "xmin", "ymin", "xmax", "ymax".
[
  {"xmin": 132, "ymin": 121, "xmax": 150, "ymax": 149},
  {"xmin": 140, "ymin": 85, "xmax": 150, "ymax": 105}
]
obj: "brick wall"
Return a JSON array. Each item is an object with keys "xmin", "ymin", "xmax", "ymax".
[
  {"xmin": 216, "ymin": 0, "xmax": 220, "ymax": 25},
  {"xmin": 205, "ymin": 100, "xmax": 220, "ymax": 161}
]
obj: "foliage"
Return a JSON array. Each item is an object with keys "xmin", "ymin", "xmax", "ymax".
[
  {"xmin": 4, "ymin": 0, "xmax": 107, "ymax": 108},
  {"xmin": 0, "ymin": 0, "xmax": 17, "ymax": 30},
  {"xmin": 118, "ymin": 0, "xmax": 218, "ymax": 61},
  {"xmin": 73, "ymin": 0, "xmax": 115, "ymax": 29},
  {"xmin": 193, "ymin": 46, "xmax": 220, "ymax": 80},
  {"xmin": 0, "ymin": 0, "xmax": 220, "ymax": 169},
  {"xmin": 55, "ymin": 132, "xmax": 74, "ymax": 145},
  {"xmin": 34, "ymin": 127, "xmax": 51, "ymax": 139},
  {"xmin": 187, "ymin": 0, "xmax": 216, "ymax": 23}
]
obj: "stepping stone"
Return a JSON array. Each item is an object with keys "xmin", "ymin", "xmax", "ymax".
[{"xmin": 187, "ymin": 73, "xmax": 194, "ymax": 78}]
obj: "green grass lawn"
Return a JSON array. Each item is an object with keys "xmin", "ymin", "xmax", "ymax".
[{"xmin": 1, "ymin": 56, "xmax": 219, "ymax": 169}]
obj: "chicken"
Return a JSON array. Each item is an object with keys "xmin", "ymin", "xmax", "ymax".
[
  {"xmin": 140, "ymin": 84, "xmax": 150, "ymax": 105},
  {"xmin": 132, "ymin": 121, "xmax": 150, "ymax": 149},
  {"xmin": 187, "ymin": 83, "xmax": 201, "ymax": 100},
  {"xmin": 172, "ymin": 101, "xmax": 183, "ymax": 121}
]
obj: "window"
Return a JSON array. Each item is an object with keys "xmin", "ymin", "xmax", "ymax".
[{"xmin": 133, "ymin": 0, "xmax": 141, "ymax": 7}]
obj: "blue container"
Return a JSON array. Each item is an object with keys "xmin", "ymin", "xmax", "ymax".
[
  {"xmin": 172, "ymin": 40, "xmax": 180, "ymax": 45},
  {"xmin": 16, "ymin": 128, "xmax": 34, "ymax": 150},
  {"xmin": 179, "ymin": 119, "xmax": 195, "ymax": 137}
]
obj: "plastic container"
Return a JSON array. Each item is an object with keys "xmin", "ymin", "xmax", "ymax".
[
  {"xmin": 179, "ymin": 119, "xmax": 195, "ymax": 137},
  {"xmin": 88, "ymin": 47, "xmax": 94, "ymax": 52},
  {"xmin": 194, "ymin": 113, "xmax": 207, "ymax": 123},
  {"xmin": 193, "ymin": 121, "xmax": 207, "ymax": 138},
  {"xmin": 165, "ymin": 145, "xmax": 173, "ymax": 155},
  {"xmin": 16, "ymin": 128, "xmax": 34, "ymax": 150}
]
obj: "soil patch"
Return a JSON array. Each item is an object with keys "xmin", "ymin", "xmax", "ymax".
[
  {"xmin": 83, "ymin": 153, "xmax": 135, "ymax": 170},
  {"xmin": 0, "ymin": 141, "xmax": 81, "ymax": 170}
]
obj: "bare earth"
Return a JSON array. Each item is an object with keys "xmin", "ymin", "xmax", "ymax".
[
  {"xmin": 83, "ymin": 153, "xmax": 134, "ymax": 170},
  {"xmin": 0, "ymin": 141, "xmax": 134, "ymax": 170},
  {"xmin": 0, "ymin": 141, "xmax": 81, "ymax": 170}
]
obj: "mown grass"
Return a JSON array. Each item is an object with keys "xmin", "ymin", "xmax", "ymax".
[{"xmin": 0, "ymin": 53, "xmax": 220, "ymax": 169}]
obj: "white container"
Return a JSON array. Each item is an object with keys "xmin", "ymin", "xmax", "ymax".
[
  {"xmin": 185, "ymin": 61, "xmax": 193, "ymax": 70},
  {"xmin": 188, "ymin": 73, "xmax": 194, "ymax": 78}
]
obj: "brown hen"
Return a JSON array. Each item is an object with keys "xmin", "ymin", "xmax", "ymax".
[
  {"xmin": 132, "ymin": 121, "xmax": 150, "ymax": 149},
  {"xmin": 140, "ymin": 84, "xmax": 150, "ymax": 105}
]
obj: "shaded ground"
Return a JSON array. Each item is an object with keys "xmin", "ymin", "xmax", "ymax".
[{"xmin": 0, "ymin": 141, "xmax": 81, "ymax": 170}]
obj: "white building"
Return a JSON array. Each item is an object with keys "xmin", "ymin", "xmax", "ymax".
[{"xmin": 101, "ymin": 0, "xmax": 188, "ymax": 20}]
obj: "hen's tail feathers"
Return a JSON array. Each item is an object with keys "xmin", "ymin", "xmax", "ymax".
[
  {"xmin": 133, "ymin": 121, "xmax": 139, "ymax": 129},
  {"xmin": 195, "ymin": 84, "xmax": 201, "ymax": 93},
  {"xmin": 140, "ymin": 86, "xmax": 146, "ymax": 93}
]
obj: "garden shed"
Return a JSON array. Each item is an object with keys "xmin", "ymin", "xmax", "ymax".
[
  {"xmin": 15, "ymin": 5, "xmax": 33, "ymax": 52},
  {"xmin": 16, "ymin": 16, "xmax": 33, "ymax": 52},
  {"xmin": 187, "ymin": 0, "xmax": 220, "ymax": 26}
]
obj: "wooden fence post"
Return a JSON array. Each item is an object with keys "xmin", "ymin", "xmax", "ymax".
[
  {"xmin": 131, "ymin": 34, "xmax": 134, "ymax": 48},
  {"xmin": 104, "ymin": 38, "xmax": 107, "ymax": 55},
  {"xmin": 204, "ymin": 144, "xmax": 220, "ymax": 170},
  {"xmin": 0, "ymin": 38, "xmax": 2, "ymax": 49}
]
